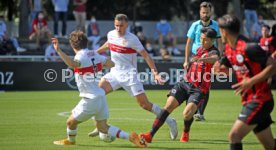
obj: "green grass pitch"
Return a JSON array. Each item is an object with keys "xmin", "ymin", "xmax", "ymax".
[{"xmin": 0, "ymin": 90, "xmax": 275, "ymax": 150}]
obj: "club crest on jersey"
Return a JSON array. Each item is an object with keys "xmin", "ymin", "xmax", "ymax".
[
  {"xmin": 122, "ymin": 39, "xmax": 127, "ymax": 46},
  {"xmin": 171, "ymin": 89, "xmax": 176, "ymax": 94},
  {"xmin": 236, "ymin": 54, "xmax": 244, "ymax": 63}
]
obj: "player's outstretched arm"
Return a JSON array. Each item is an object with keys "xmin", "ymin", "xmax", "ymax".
[
  {"xmin": 183, "ymin": 38, "xmax": 193, "ymax": 70},
  {"xmin": 97, "ymin": 41, "xmax": 109, "ymax": 54},
  {"xmin": 51, "ymin": 38, "xmax": 80, "ymax": 68},
  {"xmin": 198, "ymin": 54, "xmax": 219, "ymax": 64},
  {"xmin": 103, "ymin": 58, "xmax": 114, "ymax": 69},
  {"xmin": 139, "ymin": 50, "xmax": 164, "ymax": 85}
]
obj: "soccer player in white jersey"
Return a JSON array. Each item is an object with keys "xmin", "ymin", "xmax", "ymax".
[
  {"xmin": 88, "ymin": 14, "xmax": 178, "ymax": 140},
  {"xmin": 52, "ymin": 30, "xmax": 146, "ymax": 148}
]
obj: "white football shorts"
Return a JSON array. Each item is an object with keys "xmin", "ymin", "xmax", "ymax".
[
  {"xmin": 103, "ymin": 69, "xmax": 145, "ymax": 96},
  {"xmin": 72, "ymin": 96, "xmax": 109, "ymax": 122}
]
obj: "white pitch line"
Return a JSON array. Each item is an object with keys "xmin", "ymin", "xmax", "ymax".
[{"xmin": 57, "ymin": 111, "xmax": 276, "ymax": 128}]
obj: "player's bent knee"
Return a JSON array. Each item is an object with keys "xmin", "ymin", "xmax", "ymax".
[
  {"xmin": 99, "ymin": 79, "xmax": 112, "ymax": 94},
  {"xmin": 139, "ymin": 102, "xmax": 151, "ymax": 111},
  {"xmin": 66, "ymin": 118, "xmax": 78, "ymax": 129},
  {"xmin": 136, "ymin": 94, "xmax": 152, "ymax": 111},
  {"xmin": 183, "ymin": 103, "xmax": 197, "ymax": 119},
  {"xmin": 183, "ymin": 107, "xmax": 196, "ymax": 120},
  {"xmin": 183, "ymin": 110, "xmax": 193, "ymax": 120},
  {"xmin": 228, "ymin": 131, "xmax": 242, "ymax": 143},
  {"xmin": 165, "ymin": 104, "xmax": 176, "ymax": 113}
]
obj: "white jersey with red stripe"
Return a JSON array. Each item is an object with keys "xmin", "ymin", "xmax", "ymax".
[
  {"xmin": 107, "ymin": 30, "xmax": 144, "ymax": 69},
  {"xmin": 74, "ymin": 48, "xmax": 107, "ymax": 99}
]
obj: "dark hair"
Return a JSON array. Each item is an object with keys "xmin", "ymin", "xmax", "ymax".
[
  {"xmin": 201, "ymin": 27, "xmax": 217, "ymax": 38},
  {"xmin": 115, "ymin": 14, "xmax": 128, "ymax": 22},
  {"xmin": 262, "ymin": 24, "xmax": 270, "ymax": 30},
  {"xmin": 36, "ymin": 11, "xmax": 44, "ymax": 19},
  {"xmin": 200, "ymin": 1, "xmax": 212, "ymax": 10},
  {"xmin": 69, "ymin": 30, "xmax": 88, "ymax": 50},
  {"xmin": 218, "ymin": 14, "xmax": 240, "ymax": 35}
]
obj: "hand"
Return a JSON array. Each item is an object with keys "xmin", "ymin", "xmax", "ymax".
[
  {"xmin": 213, "ymin": 61, "xmax": 221, "ymax": 74},
  {"xmin": 231, "ymin": 76, "xmax": 253, "ymax": 96},
  {"xmin": 51, "ymin": 38, "xmax": 60, "ymax": 52},
  {"xmin": 183, "ymin": 62, "xmax": 189, "ymax": 70},
  {"xmin": 154, "ymin": 74, "xmax": 165, "ymax": 85}
]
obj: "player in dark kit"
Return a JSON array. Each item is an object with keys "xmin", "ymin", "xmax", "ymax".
[
  {"xmin": 140, "ymin": 27, "xmax": 220, "ymax": 144},
  {"xmin": 214, "ymin": 14, "xmax": 276, "ymax": 150}
]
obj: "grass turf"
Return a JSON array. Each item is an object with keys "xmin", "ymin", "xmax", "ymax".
[{"xmin": 0, "ymin": 90, "xmax": 275, "ymax": 150}]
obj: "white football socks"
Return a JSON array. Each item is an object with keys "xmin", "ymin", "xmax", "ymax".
[
  {"xmin": 67, "ymin": 128, "xmax": 77, "ymax": 142},
  {"xmin": 108, "ymin": 125, "xmax": 129, "ymax": 139},
  {"xmin": 152, "ymin": 103, "xmax": 173, "ymax": 123}
]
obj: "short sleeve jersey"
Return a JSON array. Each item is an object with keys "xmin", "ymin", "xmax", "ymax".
[
  {"xmin": 219, "ymin": 36, "xmax": 272, "ymax": 104},
  {"xmin": 74, "ymin": 49, "xmax": 107, "ymax": 99},
  {"xmin": 185, "ymin": 46, "xmax": 220, "ymax": 93},
  {"xmin": 107, "ymin": 30, "xmax": 144, "ymax": 69}
]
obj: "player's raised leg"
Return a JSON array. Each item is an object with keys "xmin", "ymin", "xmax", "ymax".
[
  {"xmin": 140, "ymin": 96, "xmax": 179, "ymax": 143},
  {"xmin": 135, "ymin": 92, "xmax": 178, "ymax": 140}
]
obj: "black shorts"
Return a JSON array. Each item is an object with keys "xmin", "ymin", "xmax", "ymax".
[
  {"xmin": 168, "ymin": 80, "xmax": 206, "ymax": 106},
  {"xmin": 238, "ymin": 99, "xmax": 274, "ymax": 133}
]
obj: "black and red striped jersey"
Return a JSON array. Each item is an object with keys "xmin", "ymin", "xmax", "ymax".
[
  {"xmin": 186, "ymin": 46, "xmax": 220, "ymax": 93},
  {"xmin": 219, "ymin": 36, "xmax": 272, "ymax": 104},
  {"xmin": 259, "ymin": 36, "xmax": 276, "ymax": 55}
]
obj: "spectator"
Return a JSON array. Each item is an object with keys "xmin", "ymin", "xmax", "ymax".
[
  {"xmin": 0, "ymin": 16, "xmax": 26, "ymax": 54},
  {"xmin": 259, "ymin": 24, "xmax": 276, "ymax": 85},
  {"xmin": 156, "ymin": 16, "xmax": 180, "ymax": 55},
  {"xmin": 259, "ymin": 24, "xmax": 276, "ymax": 57},
  {"xmin": 244, "ymin": 0, "xmax": 259, "ymax": 39},
  {"xmin": 252, "ymin": 15, "xmax": 264, "ymax": 42},
  {"xmin": 242, "ymin": 19, "xmax": 250, "ymax": 38},
  {"xmin": 29, "ymin": 0, "xmax": 43, "ymax": 33},
  {"xmin": 87, "ymin": 15, "xmax": 100, "ymax": 50},
  {"xmin": 137, "ymin": 31, "xmax": 147, "ymax": 47},
  {"xmin": 51, "ymin": 0, "xmax": 69, "ymax": 37},
  {"xmin": 73, "ymin": 0, "xmax": 87, "ymax": 32},
  {"xmin": 132, "ymin": 22, "xmax": 147, "ymax": 47},
  {"xmin": 29, "ymin": 11, "xmax": 52, "ymax": 50},
  {"xmin": 160, "ymin": 41, "xmax": 172, "ymax": 61},
  {"xmin": 132, "ymin": 22, "xmax": 143, "ymax": 35},
  {"xmin": 145, "ymin": 41, "xmax": 156, "ymax": 58},
  {"xmin": 44, "ymin": 44, "xmax": 59, "ymax": 61}
]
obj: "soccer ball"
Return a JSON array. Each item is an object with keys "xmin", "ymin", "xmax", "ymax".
[{"xmin": 99, "ymin": 133, "xmax": 116, "ymax": 143}]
